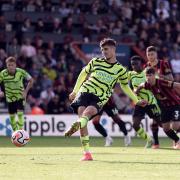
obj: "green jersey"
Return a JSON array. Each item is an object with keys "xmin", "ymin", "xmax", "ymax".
[
  {"xmin": 79, "ymin": 57, "xmax": 128, "ymax": 105},
  {"xmin": 0, "ymin": 68, "xmax": 32, "ymax": 102},
  {"xmin": 128, "ymin": 70, "xmax": 157, "ymax": 105}
]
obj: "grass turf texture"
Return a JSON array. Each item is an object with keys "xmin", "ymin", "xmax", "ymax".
[{"xmin": 0, "ymin": 137, "xmax": 180, "ymax": 180}]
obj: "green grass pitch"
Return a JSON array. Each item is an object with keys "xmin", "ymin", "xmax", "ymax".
[{"xmin": 0, "ymin": 137, "xmax": 180, "ymax": 180}]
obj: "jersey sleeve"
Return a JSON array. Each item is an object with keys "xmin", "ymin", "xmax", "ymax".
[
  {"xmin": 127, "ymin": 71, "xmax": 131, "ymax": 80},
  {"xmin": 84, "ymin": 58, "xmax": 96, "ymax": 73},
  {"xmin": 0, "ymin": 71, "xmax": 3, "ymax": 83},
  {"xmin": 159, "ymin": 79, "xmax": 173, "ymax": 89},
  {"xmin": 118, "ymin": 67, "xmax": 128, "ymax": 85},
  {"xmin": 162, "ymin": 60, "xmax": 172, "ymax": 75},
  {"xmin": 20, "ymin": 69, "xmax": 32, "ymax": 80}
]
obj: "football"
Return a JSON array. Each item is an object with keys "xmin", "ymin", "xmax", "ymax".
[{"xmin": 11, "ymin": 130, "xmax": 30, "ymax": 147}]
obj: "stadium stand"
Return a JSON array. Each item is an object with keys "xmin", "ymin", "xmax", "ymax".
[{"xmin": 0, "ymin": 0, "xmax": 180, "ymax": 114}]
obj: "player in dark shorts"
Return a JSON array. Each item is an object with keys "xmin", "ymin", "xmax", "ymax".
[
  {"xmin": 137, "ymin": 67, "xmax": 180, "ymax": 149},
  {"xmin": 65, "ymin": 38, "xmax": 146, "ymax": 161},
  {"xmin": 92, "ymin": 96, "xmax": 131, "ymax": 147},
  {"xmin": 145, "ymin": 46, "xmax": 176, "ymax": 147},
  {"xmin": 129, "ymin": 56, "xmax": 161, "ymax": 148},
  {"xmin": 0, "ymin": 57, "xmax": 33, "ymax": 131}
]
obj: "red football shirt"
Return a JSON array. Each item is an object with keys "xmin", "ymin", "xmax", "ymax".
[
  {"xmin": 145, "ymin": 60, "xmax": 172, "ymax": 77},
  {"xmin": 144, "ymin": 79, "xmax": 180, "ymax": 107}
]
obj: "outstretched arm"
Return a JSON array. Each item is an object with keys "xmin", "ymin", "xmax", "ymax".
[
  {"xmin": 120, "ymin": 83, "xmax": 138, "ymax": 104},
  {"xmin": 172, "ymin": 82, "xmax": 180, "ymax": 95}
]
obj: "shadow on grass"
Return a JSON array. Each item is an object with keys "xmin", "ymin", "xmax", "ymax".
[{"xmin": 94, "ymin": 160, "xmax": 180, "ymax": 165}]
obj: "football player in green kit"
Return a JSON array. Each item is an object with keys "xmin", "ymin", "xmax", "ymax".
[
  {"xmin": 128, "ymin": 56, "xmax": 161, "ymax": 148},
  {"xmin": 65, "ymin": 38, "xmax": 146, "ymax": 161},
  {"xmin": 0, "ymin": 57, "xmax": 33, "ymax": 131}
]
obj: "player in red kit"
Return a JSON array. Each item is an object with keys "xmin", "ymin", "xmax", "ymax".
[
  {"xmin": 145, "ymin": 46, "xmax": 175, "ymax": 148},
  {"xmin": 137, "ymin": 67, "xmax": 180, "ymax": 149}
]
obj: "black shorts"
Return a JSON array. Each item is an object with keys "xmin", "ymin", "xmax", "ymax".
[
  {"xmin": 99, "ymin": 97, "xmax": 118, "ymax": 117},
  {"xmin": 133, "ymin": 104, "xmax": 161, "ymax": 120},
  {"xmin": 7, "ymin": 99, "xmax": 24, "ymax": 114},
  {"xmin": 161, "ymin": 105, "xmax": 180, "ymax": 123},
  {"xmin": 71, "ymin": 92, "xmax": 103, "ymax": 115}
]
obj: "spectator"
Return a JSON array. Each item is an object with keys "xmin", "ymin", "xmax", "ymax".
[
  {"xmin": 35, "ymin": 18, "xmax": 45, "ymax": 32},
  {"xmin": 59, "ymin": 1, "xmax": 72, "ymax": 17},
  {"xmin": 52, "ymin": 18, "xmax": 61, "ymax": 34},
  {"xmin": 41, "ymin": 74, "xmax": 53, "ymax": 90},
  {"xmin": 42, "ymin": 63, "xmax": 57, "ymax": 81},
  {"xmin": 170, "ymin": 53, "xmax": 180, "ymax": 82},
  {"xmin": 44, "ymin": 48, "xmax": 57, "ymax": 67},
  {"xmin": 156, "ymin": 1, "xmax": 170, "ymax": 20},
  {"xmin": 40, "ymin": 85, "xmax": 55, "ymax": 106},
  {"xmin": 47, "ymin": 95, "xmax": 61, "ymax": 114},
  {"xmin": 21, "ymin": 18, "xmax": 34, "ymax": 32},
  {"xmin": 20, "ymin": 38, "xmax": 36, "ymax": 58},
  {"xmin": 7, "ymin": 37, "xmax": 21, "ymax": 58},
  {"xmin": 0, "ymin": 49, "xmax": 7, "ymax": 70}
]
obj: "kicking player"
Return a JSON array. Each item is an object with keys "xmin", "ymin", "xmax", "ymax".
[
  {"xmin": 129, "ymin": 56, "xmax": 161, "ymax": 148},
  {"xmin": 137, "ymin": 67, "xmax": 180, "ymax": 149},
  {"xmin": 0, "ymin": 57, "xmax": 33, "ymax": 131},
  {"xmin": 65, "ymin": 38, "xmax": 146, "ymax": 161},
  {"xmin": 92, "ymin": 96, "xmax": 131, "ymax": 147}
]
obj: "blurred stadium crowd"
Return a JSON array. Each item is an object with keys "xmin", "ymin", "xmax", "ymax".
[{"xmin": 0, "ymin": 0, "xmax": 180, "ymax": 114}]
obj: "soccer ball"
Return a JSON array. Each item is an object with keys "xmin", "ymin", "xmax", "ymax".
[{"xmin": 11, "ymin": 130, "xmax": 30, "ymax": 147}]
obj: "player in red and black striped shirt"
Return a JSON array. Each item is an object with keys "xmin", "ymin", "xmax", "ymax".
[
  {"xmin": 145, "ymin": 46, "xmax": 177, "ymax": 148},
  {"xmin": 138, "ymin": 67, "xmax": 180, "ymax": 149},
  {"xmin": 146, "ymin": 46, "xmax": 174, "ymax": 80}
]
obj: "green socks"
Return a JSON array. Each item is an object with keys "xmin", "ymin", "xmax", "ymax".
[
  {"xmin": 9, "ymin": 112, "xmax": 24, "ymax": 131},
  {"xmin": 80, "ymin": 136, "xmax": 90, "ymax": 152},
  {"xmin": 17, "ymin": 111, "xmax": 24, "ymax": 129},
  {"xmin": 137, "ymin": 127, "xmax": 152, "ymax": 141},
  {"xmin": 78, "ymin": 116, "xmax": 89, "ymax": 128},
  {"xmin": 9, "ymin": 114, "xmax": 17, "ymax": 131}
]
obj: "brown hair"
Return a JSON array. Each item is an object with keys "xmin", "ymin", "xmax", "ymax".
[
  {"xmin": 100, "ymin": 38, "xmax": 116, "ymax": 48},
  {"xmin": 145, "ymin": 67, "xmax": 156, "ymax": 75},
  {"xmin": 146, "ymin": 46, "xmax": 157, "ymax": 52},
  {"xmin": 5, "ymin": 56, "xmax": 16, "ymax": 64}
]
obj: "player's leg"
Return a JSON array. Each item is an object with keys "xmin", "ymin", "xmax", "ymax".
[
  {"xmin": 146, "ymin": 104, "xmax": 161, "ymax": 149},
  {"xmin": 65, "ymin": 93, "xmax": 101, "ymax": 137},
  {"xmin": 103, "ymin": 99, "xmax": 130, "ymax": 146},
  {"xmin": 65, "ymin": 105, "xmax": 98, "ymax": 137},
  {"xmin": 16, "ymin": 99, "xmax": 25, "ymax": 130},
  {"xmin": 17, "ymin": 101, "xmax": 24, "ymax": 130},
  {"xmin": 112, "ymin": 114, "xmax": 131, "ymax": 146},
  {"xmin": 150, "ymin": 120, "xmax": 159, "ymax": 148},
  {"xmin": 161, "ymin": 105, "xmax": 180, "ymax": 149},
  {"xmin": 162, "ymin": 122, "xmax": 180, "ymax": 148},
  {"xmin": 169, "ymin": 106, "xmax": 180, "ymax": 149},
  {"xmin": 133, "ymin": 105, "xmax": 153, "ymax": 148},
  {"xmin": 92, "ymin": 115, "xmax": 113, "ymax": 146},
  {"xmin": 7, "ymin": 101, "xmax": 18, "ymax": 131},
  {"xmin": 78, "ymin": 106, "xmax": 93, "ymax": 161}
]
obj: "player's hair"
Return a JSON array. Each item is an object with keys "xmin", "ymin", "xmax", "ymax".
[
  {"xmin": 146, "ymin": 46, "xmax": 157, "ymax": 52},
  {"xmin": 5, "ymin": 56, "xmax": 16, "ymax": 64},
  {"xmin": 100, "ymin": 38, "xmax": 116, "ymax": 48},
  {"xmin": 130, "ymin": 55, "xmax": 144, "ymax": 63},
  {"xmin": 145, "ymin": 67, "xmax": 155, "ymax": 75}
]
